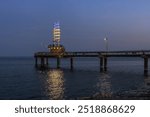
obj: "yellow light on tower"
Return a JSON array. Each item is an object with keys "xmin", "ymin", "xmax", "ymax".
[{"xmin": 53, "ymin": 22, "xmax": 61, "ymax": 46}]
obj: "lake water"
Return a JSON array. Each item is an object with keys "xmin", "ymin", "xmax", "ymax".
[{"xmin": 0, "ymin": 57, "xmax": 150, "ymax": 100}]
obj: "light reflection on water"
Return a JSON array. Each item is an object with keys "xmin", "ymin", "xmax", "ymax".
[
  {"xmin": 37, "ymin": 68, "xmax": 150, "ymax": 99},
  {"xmin": 1, "ymin": 57, "xmax": 150, "ymax": 99},
  {"xmin": 94, "ymin": 73, "xmax": 112, "ymax": 99},
  {"xmin": 46, "ymin": 69, "xmax": 65, "ymax": 99}
]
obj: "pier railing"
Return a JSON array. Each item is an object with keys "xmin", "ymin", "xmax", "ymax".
[{"xmin": 35, "ymin": 50, "xmax": 150, "ymax": 57}]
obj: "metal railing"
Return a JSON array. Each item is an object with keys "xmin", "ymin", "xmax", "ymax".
[{"xmin": 34, "ymin": 50, "xmax": 150, "ymax": 57}]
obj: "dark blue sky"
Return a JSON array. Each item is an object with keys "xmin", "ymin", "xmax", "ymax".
[{"xmin": 0, "ymin": 0, "xmax": 150, "ymax": 56}]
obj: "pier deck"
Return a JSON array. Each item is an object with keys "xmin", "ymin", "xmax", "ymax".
[{"xmin": 34, "ymin": 50, "xmax": 150, "ymax": 76}]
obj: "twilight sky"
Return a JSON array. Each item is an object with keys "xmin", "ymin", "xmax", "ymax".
[{"xmin": 0, "ymin": 0, "xmax": 150, "ymax": 56}]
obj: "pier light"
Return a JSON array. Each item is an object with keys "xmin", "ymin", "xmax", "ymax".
[
  {"xmin": 104, "ymin": 37, "xmax": 108, "ymax": 51},
  {"xmin": 104, "ymin": 37, "xmax": 107, "ymax": 41}
]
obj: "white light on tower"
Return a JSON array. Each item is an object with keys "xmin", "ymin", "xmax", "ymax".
[
  {"xmin": 104, "ymin": 37, "xmax": 108, "ymax": 51},
  {"xmin": 53, "ymin": 22, "xmax": 61, "ymax": 46}
]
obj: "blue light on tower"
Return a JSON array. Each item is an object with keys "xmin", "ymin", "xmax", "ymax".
[{"xmin": 54, "ymin": 22, "xmax": 60, "ymax": 29}]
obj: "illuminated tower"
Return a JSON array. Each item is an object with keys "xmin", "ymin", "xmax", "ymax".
[
  {"xmin": 48, "ymin": 22, "xmax": 65, "ymax": 55},
  {"xmin": 53, "ymin": 22, "xmax": 61, "ymax": 46}
]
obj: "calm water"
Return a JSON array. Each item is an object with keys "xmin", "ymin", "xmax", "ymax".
[{"xmin": 0, "ymin": 57, "xmax": 150, "ymax": 100}]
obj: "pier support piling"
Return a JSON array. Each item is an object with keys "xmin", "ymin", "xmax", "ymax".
[
  {"xmin": 104, "ymin": 57, "xmax": 107, "ymax": 72},
  {"xmin": 41, "ymin": 57, "xmax": 45, "ymax": 68},
  {"xmin": 100, "ymin": 57, "xmax": 104, "ymax": 72},
  {"xmin": 100, "ymin": 57, "xmax": 107, "ymax": 72},
  {"xmin": 144, "ymin": 57, "xmax": 148, "ymax": 76},
  {"xmin": 35, "ymin": 57, "xmax": 38, "ymax": 67},
  {"xmin": 70, "ymin": 57, "xmax": 74, "ymax": 70},
  {"xmin": 57, "ymin": 57, "xmax": 60, "ymax": 68},
  {"xmin": 46, "ymin": 57, "xmax": 49, "ymax": 66}
]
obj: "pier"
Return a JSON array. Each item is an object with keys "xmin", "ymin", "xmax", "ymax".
[
  {"xmin": 34, "ymin": 23, "xmax": 150, "ymax": 76},
  {"xmin": 34, "ymin": 50, "xmax": 150, "ymax": 76}
]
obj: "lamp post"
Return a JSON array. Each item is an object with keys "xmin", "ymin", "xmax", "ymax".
[{"xmin": 104, "ymin": 37, "xmax": 108, "ymax": 51}]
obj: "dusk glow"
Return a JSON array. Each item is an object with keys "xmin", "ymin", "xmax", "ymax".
[{"xmin": 0, "ymin": 0, "xmax": 150, "ymax": 56}]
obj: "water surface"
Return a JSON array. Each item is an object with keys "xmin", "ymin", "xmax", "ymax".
[{"xmin": 0, "ymin": 57, "xmax": 150, "ymax": 99}]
